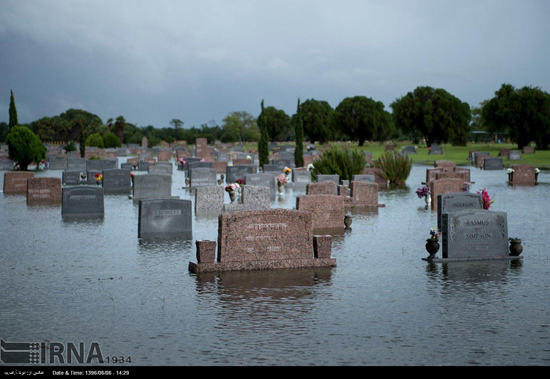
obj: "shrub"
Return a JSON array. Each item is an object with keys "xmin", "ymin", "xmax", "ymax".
[
  {"xmin": 103, "ymin": 132, "xmax": 121, "ymax": 148},
  {"xmin": 64, "ymin": 140, "xmax": 77, "ymax": 152},
  {"xmin": 374, "ymin": 151, "xmax": 413, "ymax": 186},
  {"xmin": 85, "ymin": 133, "xmax": 104, "ymax": 148},
  {"xmin": 5, "ymin": 126, "xmax": 46, "ymax": 171},
  {"xmin": 311, "ymin": 146, "xmax": 366, "ymax": 182}
]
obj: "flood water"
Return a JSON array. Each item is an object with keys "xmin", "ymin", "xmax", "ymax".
[{"xmin": 1, "ymin": 162, "xmax": 549, "ymax": 366}]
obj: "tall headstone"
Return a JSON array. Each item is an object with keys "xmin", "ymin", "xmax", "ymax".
[
  {"xmin": 437, "ymin": 192, "xmax": 483, "ymax": 229},
  {"xmin": 102, "ymin": 169, "xmax": 132, "ymax": 193},
  {"xmin": 429, "ymin": 178, "xmax": 464, "ymax": 209},
  {"xmin": 441, "ymin": 209, "xmax": 510, "ymax": 260},
  {"xmin": 133, "ymin": 174, "xmax": 172, "ymax": 200}
]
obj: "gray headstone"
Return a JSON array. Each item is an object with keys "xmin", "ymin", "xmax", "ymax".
[
  {"xmin": 403, "ymin": 146, "xmax": 417, "ymax": 154},
  {"xmin": 441, "ymin": 209, "xmax": 509, "ymax": 260},
  {"xmin": 429, "ymin": 145, "xmax": 443, "ymax": 155},
  {"xmin": 216, "ymin": 153, "xmax": 230, "ymax": 162},
  {"xmin": 120, "ymin": 162, "xmax": 133, "ymax": 170},
  {"xmin": 226, "ymin": 165, "xmax": 256, "ymax": 183},
  {"xmin": 351, "ymin": 174, "xmax": 375, "ymax": 183},
  {"xmin": 293, "ymin": 170, "xmax": 312, "ymax": 184},
  {"xmin": 62, "ymin": 171, "xmax": 82, "ymax": 186},
  {"xmin": 190, "ymin": 168, "xmax": 217, "ymax": 188},
  {"xmin": 187, "ymin": 161, "xmax": 212, "ymax": 176},
  {"xmin": 245, "ymin": 173, "xmax": 277, "ymax": 195},
  {"xmin": 137, "ymin": 161, "xmax": 150, "ymax": 172},
  {"xmin": 316, "ymin": 174, "xmax": 339, "ymax": 194},
  {"xmin": 86, "ymin": 170, "xmax": 102, "ymax": 185},
  {"xmin": 138, "ymin": 198, "xmax": 192, "ymax": 239},
  {"xmin": 194, "ymin": 185, "xmax": 224, "ymax": 214},
  {"xmin": 87, "ymin": 159, "xmax": 117, "ymax": 171},
  {"xmin": 471, "ymin": 151, "xmax": 490, "ymax": 164},
  {"xmin": 67, "ymin": 157, "xmax": 86, "ymax": 171},
  {"xmin": 133, "ymin": 174, "xmax": 172, "ymax": 200},
  {"xmin": 48, "ymin": 156, "xmax": 68, "ymax": 170},
  {"xmin": 437, "ymin": 192, "xmax": 484, "ymax": 229},
  {"xmin": 102, "ymin": 169, "xmax": 132, "ymax": 193},
  {"xmin": 149, "ymin": 164, "xmax": 173, "ymax": 175},
  {"xmin": 483, "ymin": 157, "xmax": 504, "ymax": 170},
  {"xmin": 508, "ymin": 150, "xmax": 522, "ymax": 161},
  {"xmin": 62, "ymin": 186, "xmax": 104, "ymax": 218},
  {"xmin": 0, "ymin": 159, "xmax": 15, "ymax": 171}
]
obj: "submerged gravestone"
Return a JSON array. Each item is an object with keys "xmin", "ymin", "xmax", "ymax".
[
  {"xmin": 195, "ymin": 186, "xmax": 224, "ymax": 214},
  {"xmin": 133, "ymin": 174, "xmax": 172, "ymax": 200},
  {"xmin": 48, "ymin": 156, "xmax": 68, "ymax": 170},
  {"xmin": 226, "ymin": 165, "xmax": 256, "ymax": 183},
  {"xmin": 316, "ymin": 174, "xmax": 339, "ymax": 194},
  {"xmin": 188, "ymin": 209, "xmax": 336, "ymax": 273},
  {"xmin": 149, "ymin": 164, "xmax": 173, "ymax": 175},
  {"xmin": 351, "ymin": 174, "xmax": 375, "ymax": 183},
  {"xmin": 245, "ymin": 173, "xmax": 277, "ymax": 195},
  {"xmin": 296, "ymin": 195, "xmax": 345, "ymax": 234},
  {"xmin": 138, "ymin": 199, "xmax": 192, "ymax": 238},
  {"xmin": 27, "ymin": 177, "xmax": 62, "ymax": 205},
  {"xmin": 190, "ymin": 168, "xmax": 217, "ymax": 188},
  {"xmin": 86, "ymin": 159, "xmax": 117, "ymax": 171},
  {"xmin": 102, "ymin": 169, "xmax": 132, "ymax": 193},
  {"xmin": 483, "ymin": 157, "xmax": 504, "ymax": 170},
  {"xmin": 67, "ymin": 157, "xmax": 87, "ymax": 171},
  {"xmin": 62, "ymin": 186, "xmax": 104, "ymax": 218},
  {"xmin": 437, "ymin": 192, "xmax": 484, "ymax": 229},
  {"xmin": 441, "ymin": 209, "xmax": 512, "ymax": 260},
  {"xmin": 62, "ymin": 171, "xmax": 82, "ymax": 186},
  {"xmin": 3, "ymin": 172, "xmax": 34, "ymax": 194}
]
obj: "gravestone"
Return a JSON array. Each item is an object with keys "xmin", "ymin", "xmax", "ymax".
[
  {"xmin": 211, "ymin": 161, "xmax": 227, "ymax": 174},
  {"xmin": 245, "ymin": 173, "xmax": 277, "ymax": 195},
  {"xmin": 345, "ymin": 181, "xmax": 381, "ymax": 208},
  {"xmin": 441, "ymin": 209, "xmax": 511, "ymax": 260},
  {"xmin": 472, "ymin": 152, "xmax": 490, "ymax": 165},
  {"xmin": 216, "ymin": 152, "xmax": 230, "ymax": 162},
  {"xmin": 223, "ymin": 185, "xmax": 271, "ymax": 213},
  {"xmin": 188, "ymin": 209, "xmax": 336, "ymax": 273},
  {"xmin": 262, "ymin": 164, "xmax": 280, "ymax": 174},
  {"xmin": 403, "ymin": 146, "xmax": 417, "ymax": 154},
  {"xmin": 62, "ymin": 171, "xmax": 82, "ymax": 186},
  {"xmin": 86, "ymin": 171, "xmax": 102, "ymax": 185},
  {"xmin": 364, "ymin": 152, "xmax": 373, "ymax": 165},
  {"xmin": 483, "ymin": 157, "xmax": 504, "ymax": 170},
  {"xmin": 306, "ymin": 181, "xmax": 335, "ymax": 195},
  {"xmin": 499, "ymin": 149, "xmax": 510, "ymax": 157},
  {"xmin": 48, "ymin": 156, "xmax": 68, "ymax": 170},
  {"xmin": 87, "ymin": 159, "xmax": 117, "ymax": 171},
  {"xmin": 137, "ymin": 161, "xmax": 150, "ymax": 172},
  {"xmin": 351, "ymin": 174, "xmax": 375, "ymax": 183},
  {"xmin": 292, "ymin": 170, "xmax": 312, "ymax": 189},
  {"xmin": 429, "ymin": 178, "xmax": 464, "ymax": 209},
  {"xmin": 523, "ymin": 146, "xmax": 535, "ymax": 154},
  {"xmin": 102, "ymin": 169, "xmax": 132, "ymax": 193},
  {"xmin": 434, "ymin": 161, "xmax": 456, "ymax": 171},
  {"xmin": 187, "ymin": 161, "xmax": 212, "ymax": 176},
  {"xmin": 133, "ymin": 174, "xmax": 172, "ymax": 200},
  {"xmin": 437, "ymin": 192, "xmax": 483, "ymax": 229},
  {"xmin": 149, "ymin": 164, "xmax": 173, "ymax": 175},
  {"xmin": 296, "ymin": 195, "xmax": 345, "ymax": 234},
  {"xmin": 226, "ymin": 165, "xmax": 256, "ymax": 183},
  {"xmin": 195, "ymin": 186, "xmax": 224, "ymax": 214},
  {"xmin": 190, "ymin": 168, "xmax": 217, "ymax": 188},
  {"xmin": 0, "ymin": 159, "xmax": 15, "ymax": 171},
  {"xmin": 27, "ymin": 177, "xmax": 62, "ymax": 205},
  {"xmin": 120, "ymin": 162, "xmax": 133, "ymax": 170},
  {"xmin": 429, "ymin": 144, "xmax": 443, "ymax": 154},
  {"xmin": 508, "ymin": 150, "xmax": 522, "ymax": 161},
  {"xmin": 316, "ymin": 174, "xmax": 339, "ymax": 194},
  {"xmin": 510, "ymin": 164, "xmax": 536, "ymax": 185},
  {"xmin": 67, "ymin": 157, "xmax": 87, "ymax": 171},
  {"xmin": 62, "ymin": 186, "xmax": 104, "ymax": 218},
  {"xmin": 157, "ymin": 151, "xmax": 172, "ymax": 162},
  {"xmin": 3, "ymin": 172, "xmax": 34, "ymax": 194},
  {"xmin": 362, "ymin": 167, "xmax": 387, "ymax": 187},
  {"xmin": 138, "ymin": 199, "xmax": 192, "ymax": 238},
  {"xmin": 141, "ymin": 136, "xmax": 148, "ymax": 149}
]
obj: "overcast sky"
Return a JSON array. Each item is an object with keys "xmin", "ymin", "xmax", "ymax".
[{"xmin": 1, "ymin": 0, "xmax": 549, "ymax": 129}]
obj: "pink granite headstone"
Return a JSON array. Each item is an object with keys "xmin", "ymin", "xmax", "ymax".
[
  {"xmin": 296, "ymin": 195, "xmax": 345, "ymax": 233},
  {"xmin": 429, "ymin": 178, "xmax": 464, "ymax": 209},
  {"xmin": 26, "ymin": 177, "xmax": 62, "ymax": 205},
  {"xmin": 510, "ymin": 164, "xmax": 536, "ymax": 185},
  {"xmin": 3, "ymin": 172, "xmax": 34, "ymax": 194}
]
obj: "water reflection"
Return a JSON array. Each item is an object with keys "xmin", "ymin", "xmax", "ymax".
[{"xmin": 425, "ymin": 260, "xmax": 522, "ymax": 284}]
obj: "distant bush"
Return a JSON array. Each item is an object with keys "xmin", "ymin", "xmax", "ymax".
[
  {"xmin": 374, "ymin": 151, "xmax": 412, "ymax": 186},
  {"xmin": 103, "ymin": 132, "xmax": 121, "ymax": 148},
  {"xmin": 85, "ymin": 133, "xmax": 104, "ymax": 148},
  {"xmin": 63, "ymin": 140, "xmax": 77, "ymax": 152},
  {"xmin": 311, "ymin": 146, "xmax": 366, "ymax": 182},
  {"xmin": 221, "ymin": 131, "xmax": 238, "ymax": 143}
]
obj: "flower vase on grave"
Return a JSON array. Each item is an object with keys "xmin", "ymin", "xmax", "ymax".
[
  {"xmin": 425, "ymin": 193, "xmax": 431, "ymax": 206},
  {"xmin": 425, "ymin": 238, "xmax": 440, "ymax": 259},
  {"xmin": 229, "ymin": 191, "xmax": 237, "ymax": 204},
  {"xmin": 277, "ymin": 183, "xmax": 285, "ymax": 195},
  {"xmin": 509, "ymin": 238, "xmax": 523, "ymax": 256}
]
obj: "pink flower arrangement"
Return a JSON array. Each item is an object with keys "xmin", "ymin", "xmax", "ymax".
[
  {"xmin": 225, "ymin": 183, "xmax": 240, "ymax": 193},
  {"xmin": 277, "ymin": 174, "xmax": 288, "ymax": 185},
  {"xmin": 477, "ymin": 188, "xmax": 494, "ymax": 210}
]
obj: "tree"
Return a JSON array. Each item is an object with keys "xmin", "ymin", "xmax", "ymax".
[
  {"xmin": 0, "ymin": 122, "xmax": 9, "ymax": 142},
  {"xmin": 170, "ymin": 119, "xmax": 184, "ymax": 131},
  {"xmin": 114, "ymin": 116, "xmax": 126, "ymax": 143},
  {"xmin": 257, "ymin": 100, "xmax": 270, "ymax": 168},
  {"xmin": 85, "ymin": 133, "xmax": 105, "ymax": 148},
  {"xmin": 298, "ymin": 99, "xmax": 334, "ymax": 143},
  {"xmin": 391, "ymin": 86, "xmax": 471, "ymax": 147},
  {"xmin": 262, "ymin": 106, "xmax": 292, "ymax": 141},
  {"xmin": 333, "ymin": 96, "xmax": 393, "ymax": 146},
  {"xmin": 103, "ymin": 132, "xmax": 122, "ymax": 148},
  {"xmin": 293, "ymin": 98, "xmax": 305, "ymax": 167},
  {"xmin": 482, "ymin": 84, "xmax": 550, "ymax": 150},
  {"xmin": 5, "ymin": 126, "xmax": 46, "ymax": 171},
  {"xmin": 9, "ymin": 90, "xmax": 19, "ymax": 130},
  {"xmin": 222, "ymin": 111, "xmax": 258, "ymax": 142},
  {"xmin": 77, "ymin": 119, "xmax": 86, "ymax": 158}
]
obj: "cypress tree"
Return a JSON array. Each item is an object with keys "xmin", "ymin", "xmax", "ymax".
[
  {"xmin": 294, "ymin": 98, "xmax": 305, "ymax": 167},
  {"xmin": 9, "ymin": 90, "xmax": 19, "ymax": 130},
  {"xmin": 258, "ymin": 100, "xmax": 270, "ymax": 168}
]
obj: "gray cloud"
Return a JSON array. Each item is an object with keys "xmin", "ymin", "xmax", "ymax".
[{"xmin": 1, "ymin": 0, "xmax": 549, "ymax": 128}]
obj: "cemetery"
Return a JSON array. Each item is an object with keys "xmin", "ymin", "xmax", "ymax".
[{"xmin": 0, "ymin": 141, "xmax": 548, "ymax": 366}]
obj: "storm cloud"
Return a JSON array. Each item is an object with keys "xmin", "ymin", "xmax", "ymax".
[{"xmin": 1, "ymin": 0, "xmax": 549, "ymax": 128}]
